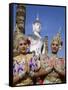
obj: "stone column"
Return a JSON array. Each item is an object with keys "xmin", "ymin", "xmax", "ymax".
[{"xmin": 16, "ymin": 4, "xmax": 26, "ymax": 34}]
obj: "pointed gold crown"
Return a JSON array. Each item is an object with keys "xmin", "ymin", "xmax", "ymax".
[{"xmin": 51, "ymin": 30, "xmax": 63, "ymax": 50}]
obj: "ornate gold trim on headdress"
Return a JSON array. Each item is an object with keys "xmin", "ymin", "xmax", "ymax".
[{"xmin": 51, "ymin": 31, "xmax": 63, "ymax": 50}]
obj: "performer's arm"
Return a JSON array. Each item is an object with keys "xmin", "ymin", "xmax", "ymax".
[
  {"xmin": 30, "ymin": 60, "xmax": 53, "ymax": 78},
  {"xmin": 33, "ymin": 67, "xmax": 52, "ymax": 77}
]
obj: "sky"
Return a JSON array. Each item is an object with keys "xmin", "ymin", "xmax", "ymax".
[{"xmin": 13, "ymin": 4, "xmax": 66, "ymax": 58}]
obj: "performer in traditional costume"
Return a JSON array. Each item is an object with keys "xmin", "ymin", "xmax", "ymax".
[
  {"xmin": 42, "ymin": 31, "xmax": 65, "ymax": 84},
  {"xmin": 13, "ymin": 34, "xmax": 33, "ymax": 86}
]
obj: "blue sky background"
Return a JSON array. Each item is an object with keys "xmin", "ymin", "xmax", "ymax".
[{"xmin": 13, "ymin": 4, "xmax": 66, "ymax": 58}]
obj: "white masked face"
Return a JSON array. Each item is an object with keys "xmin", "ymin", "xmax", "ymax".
[{"xmin": 33, "ymin": 22, "xmax": 41, "ymax": 33}]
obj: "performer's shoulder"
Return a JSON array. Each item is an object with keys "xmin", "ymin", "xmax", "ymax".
[
  {"xmin": 40, "ymin": 54, "xmax": 50, "ymax": 61},
  {"xmin": 59, "ymin": 57, "xmax": 65, "ymax": 64},
  {"xmin": 13, "ymin": 55, "xmax": 21, "ymax": 61},
  {"xmin": 59, "ymin": 57, "xmax": 65, "ymax": 60}
]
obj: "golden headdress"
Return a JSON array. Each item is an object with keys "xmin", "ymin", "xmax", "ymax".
[{"xmin": 51, "ymin": 31, "xmax": 63, "ymax": 50}]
